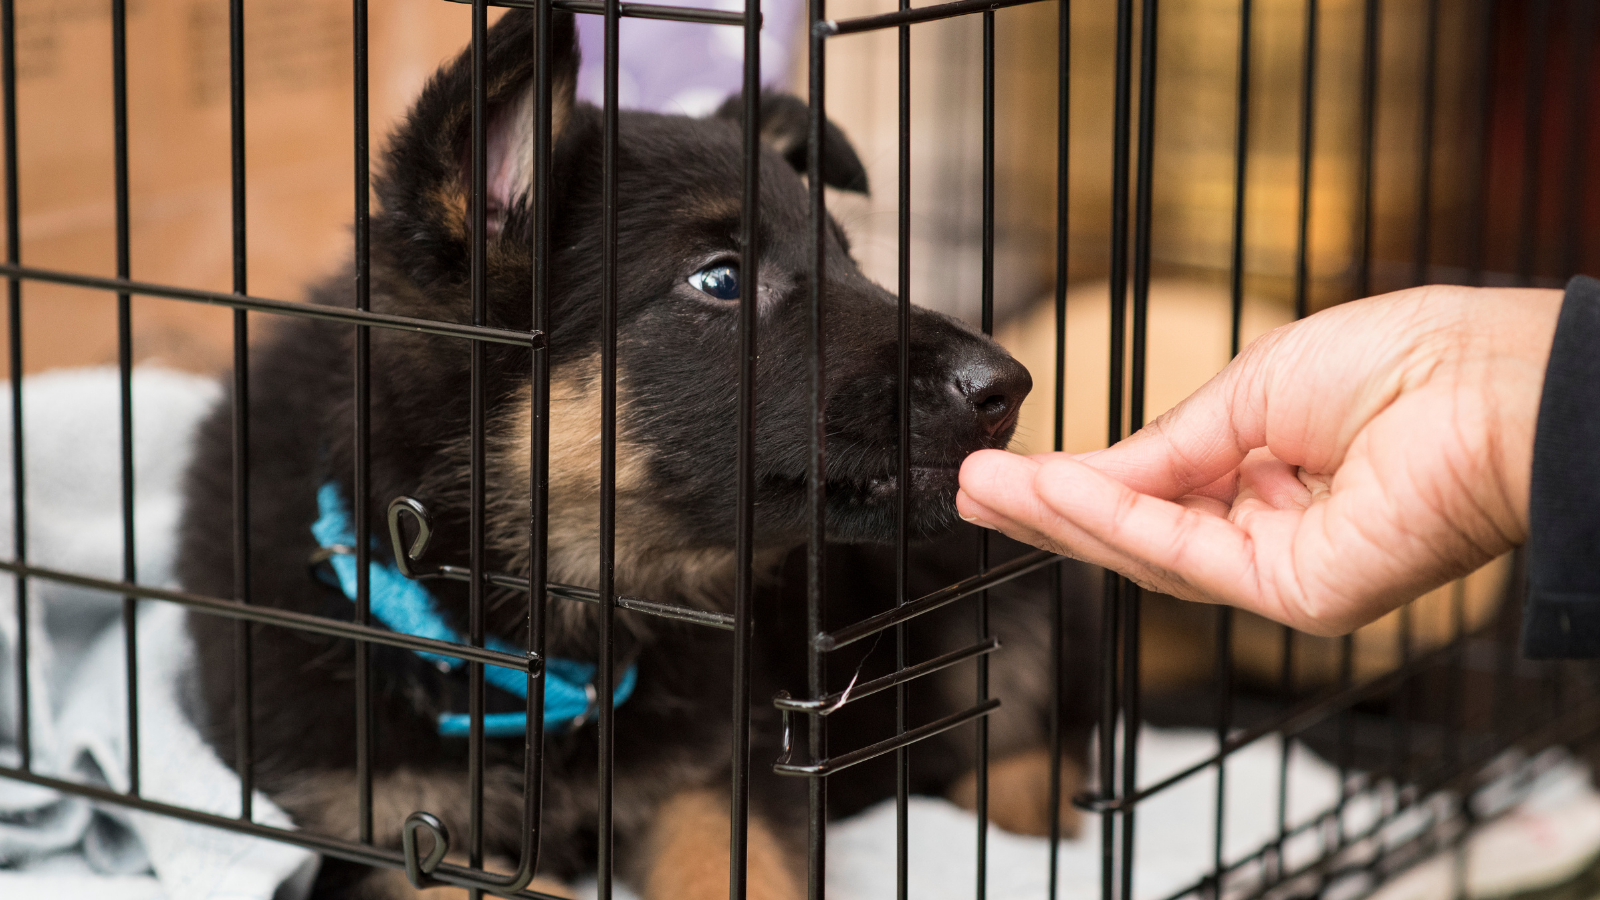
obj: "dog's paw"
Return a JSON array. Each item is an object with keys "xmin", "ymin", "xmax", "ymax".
[
  {"xmin": 523, "ymin": 877, "xmax": 578, "ymax": 899},
  {"xmin": 642, "ymin": 788, "xmax": 802, "ymax": 900},
  {"xmin": 946, "ymin": 748, "xmax": 1084, "ymax": 838}
]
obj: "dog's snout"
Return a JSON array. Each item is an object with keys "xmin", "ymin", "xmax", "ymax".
[{"xmin": 953, "ymin": 349, "xmax": 1032, "ymax": 438}]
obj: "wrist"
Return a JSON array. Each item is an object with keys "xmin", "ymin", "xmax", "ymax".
[{"xmin": 1444, "ymin": 287, "xmax": 1561, "ymax": 547}]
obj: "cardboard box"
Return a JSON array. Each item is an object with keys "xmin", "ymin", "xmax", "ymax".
[{"xmin": 0, "ymin": 0, "xmax": 488, "ymax": 375}]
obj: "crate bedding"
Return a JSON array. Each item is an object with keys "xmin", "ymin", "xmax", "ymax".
[{"xmin": 0, "ymin": 367, "xmax": 1596, "ymax": 900}]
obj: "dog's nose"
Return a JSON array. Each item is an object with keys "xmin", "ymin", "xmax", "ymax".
[{"xmin": 953, "ymin": 350, "xmax": 1032, "ymax": 437}]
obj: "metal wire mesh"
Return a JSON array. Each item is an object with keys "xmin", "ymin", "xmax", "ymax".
[{"xmin": 0, "ymin": 1, "xmax": 1597, "ymax": 900}]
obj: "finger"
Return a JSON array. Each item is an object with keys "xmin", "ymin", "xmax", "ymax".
[
  {"xmin": 1073, "ymin": 351, "xmax": 1271, "ymax": 500},
  {"xmin": 960, "ymin": 451, "xmax": 1143, "ymax": 563},
  {"xmin": 961, "ymin": 454, "xmax": 1241, "ymax": 579},
  {"xmin": 1234, "ymin": 447, "xmax": 1310, "ymax": 510},
  {"xmin": 1026, "ymin": 456, "xmax": 1335, "ymax": 629},
  {"xmin": 961, "ymin": 456, "xmax": 1187, "ymax": 583},
  {"xmin": 1190, "ymin": 468, "xmax": 1242, "ymax": 505},
  {"xmin": 965, "ymin": 451, "xmax": 1242, "ymax": 596},
  {"xmin": 957, "ymin": 486, "xmax": 1038, "ymax": 540},
  {"xmin": 958, "ymin": 451, "xmax": 1055, "ymax": 543},
  {"xmin": 1175, "ymin": 494, "xmax": 1231, "ymax": 518},
  {"xmin": 957, "ymin": 488, "xmax": 1075, "ymax": 557}
]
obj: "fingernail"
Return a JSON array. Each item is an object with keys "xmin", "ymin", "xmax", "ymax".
[{"xmin": 960, "ymin": 513, "xmax": 982, "ymax": 524}]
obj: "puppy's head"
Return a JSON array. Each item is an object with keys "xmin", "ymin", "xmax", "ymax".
[{"xmin": 373, "ymin": 11, "xmax": 1029, "ymax": 604}]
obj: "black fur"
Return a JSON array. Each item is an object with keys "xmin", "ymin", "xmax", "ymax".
[{"xmin": 176, "ymin": 11, "xmax": 1094, "ymax": 898}]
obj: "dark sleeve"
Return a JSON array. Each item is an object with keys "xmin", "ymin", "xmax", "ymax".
[{"xmin": 1522, "ymin": 275, "xmax": 1600, "ymax": 659}]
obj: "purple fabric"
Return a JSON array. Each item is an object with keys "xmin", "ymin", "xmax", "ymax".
[{"xmin": 574, "ymin": 0, "xmax": 800, "ymax": 115}]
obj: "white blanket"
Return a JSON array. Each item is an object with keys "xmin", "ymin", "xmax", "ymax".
[{"xmin": 0, "ymin": 368, "xmax": 316, "ymax": 900}]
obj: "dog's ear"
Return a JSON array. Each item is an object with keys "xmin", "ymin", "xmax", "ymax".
[
  {"xmin": 715, "ymin": 92, "xmax": 870, "ymax": 195},
  {"xmin": 377, "ymin": 10, "xmax": 579, "ymax": 247}
]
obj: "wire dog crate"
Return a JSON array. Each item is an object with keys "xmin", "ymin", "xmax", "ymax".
[{"xmin": 0, "ymin": 1, "xmax": 1598, "ymax": 900}]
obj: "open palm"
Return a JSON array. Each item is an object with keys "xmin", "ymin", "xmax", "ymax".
[{"xmin": 957, "ymin": 285, "xmax": 1560, "ymax": 636}]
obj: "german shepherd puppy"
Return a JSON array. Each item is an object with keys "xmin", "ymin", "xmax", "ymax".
[{"xmin": 177, "ymin": 10, "xmax": 1096, "ymax": 899}]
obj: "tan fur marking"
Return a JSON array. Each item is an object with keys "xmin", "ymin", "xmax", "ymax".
[
  {"xmin": 946, "ymin": 749, "xmax": 1083, "ymax": 839},
  {"xmin": 429, "ymin": 184, "xmax": 471, "ymax": 238},
  {"xmin": 641, "ymin": 788, "xmax": 801, "ymax": 900},
  {"xmin": 484, "ymin": 356, "xmax": 772, "ymax": 612},
  {"xmin": 681, "ymin": 193, "xmax": 743, "ymax": 223},
  {"xmin": 546, "ymin": 71, "xmax": 574, "ymax": 150}
]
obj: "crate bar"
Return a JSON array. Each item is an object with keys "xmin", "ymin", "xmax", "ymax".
[
  {"xmin": 111, "ymin": 0, "xmax": 139, "ymax": 798},
  {"xmin": 512, "ymin": 0, "xmax": 559, "ymax": 889},
  {"xmin": 1466, "ymin": 0, "xmax": 1498, "ymax": 287},
  {"xmin": 1272, "ymin": 630, "xmax": 1292, "ymax": 877},
  {"xmin": 1394, "ymin": 0, "xmax": 1444, "ymax": 833},
  {"xmin": 351, "ymin": 0, "xmax": 374, "ymax": 847},
  {"xmin": 24, "ymin": 543, "xmax": 729, "ymax": 633},
  {"xmin": 2, "ymin": 0, "xmax": 26, "ymax": 775},
  {"xmin": 597, "ymin": 0, "xmax": 621, "ymax": 889},
  {"xmin": 1490, "ymin": 553, "xmax": 1521, "ymax": 757},
  {"xmin": 974, "ymin": 10, "xmax": 997, "ymax": 900},
  {"xmin": 815, "ymin": 548, "xmax": 1059, "ymax": 650},
  {"xmin": 1214, "ymin": 0, "xmax": 1250, "ymax": 884},
  {"xmin": 0, "ymin": 558, "xmax": 540, "ymax": 668},
  {"xmin": 0, "ymin": 265, "xmax": 543, "ymax": 347},
  {"xmin": 1558, "ymin": 1, "xmax": 1596, "ymax": 279},
  {"xmin": 1299, "ymin": 1, "xmax": 1350, "ymax": 845},
  {"xmin": 1272, "ymin": 2, "xmax": 1316, "ymax": 868},
  {"xmin": 468, "ymin": 1, "xmax": 490, "ymax": 888},
  {"xmin": 1292, "ymin": 0, "xmax": 1316, "ymax": 318},
  {"xmin": 1515, "ymin": 0, "xmax": 1551, "ymax": 285},
  {"xmin": 1046, "ymin": 3, "xmax": 1070, "ymax": 897},
  {"xmin": 777, "ymin": 640, "xmax": 1002, "ymax": 713},
  {"xmin": 1101, "ymin": 0, "xmax": 1134, "ymax": 893},
  {"xmin": 775, "ymin": 699, "xmax": 1001, "ymax": 777},
  {"xmin": 1443, "ymin": 582, "xmax": 1468, "ymax": 900},
  {"xmin": 543, "ymin": 579, "xmax": 734, "ymax": 628},
  {"xmin": 1228, "ymin": 0, "xmax": 1250, "ymax": 358},
  {"xmin": 894, "ymin": 0, "xmax": 911, "ymax": 894},
  {"xmin": 1331, "ymin": 632, "xmax": 1354, "ymax": 848},
  {"xmin": 445, "ymin": 0, "xmax": 750, "ymax": 28},
  {"xmin": 728, "ymin": 0, "xmax": 761, "ymax": 893},
  {"xmin": 1443, "ymin": 582, "xmax": 1466, "ymax": 771},
  {"xmin": 1047, "ymin": 572, "xmax": 1066, "ymax": 899},
  {"xmin": 1387, "ymin": 607, "xmax": 1413, "ymax": 818},
  {"xmin": 805, "ymin": 2, "xmax": 829, "ymax": 896},
  {"xmin": 1210, "ymin": 610, "xmax": 1232, "ymax": 888},
  {"xmin": 228, "ymin": 0, "xmax": 255, "ymax": 823},
  {"xmin": 1412, "ymin": 0, "xmax": 1438, "ymax": 286},
  {"xmin": 1122, "ymin": 0, "xmax": 1160, "ymax": 895},
  {"xmin": 1352, "ymin": 0, "xmax": 1378, "ymax": 299},
  {"xmin": 820, "ymin": 0, "xmax": 1050, "ymax": 36}
]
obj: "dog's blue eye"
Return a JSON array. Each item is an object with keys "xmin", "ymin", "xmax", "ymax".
[{"xmin": 688, "ymin": 264, "xmax": 740, "ymax": 301}]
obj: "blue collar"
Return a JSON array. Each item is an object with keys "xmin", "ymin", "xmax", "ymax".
[{"xmin": 311, "ymin": 483, "xmax": 636, "ymax": 737}]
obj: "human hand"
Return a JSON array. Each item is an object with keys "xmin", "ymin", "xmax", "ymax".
[{"xmin": 956, "ymin": 285, "xmax": 1562, "ymax": 636}]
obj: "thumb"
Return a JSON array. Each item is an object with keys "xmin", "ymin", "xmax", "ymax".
[{"xmin": 1085, "ymin": 341, "xmax": 1270, "ymax": 500}]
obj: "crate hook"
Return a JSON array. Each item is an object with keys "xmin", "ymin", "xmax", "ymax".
[
  {"xmin": 401, "ymin": 811, "xmax": 450, "ymax": 888},
  {"xmin": 387, "ymin": 496, "xmax": 435, "ymax": 578}
]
